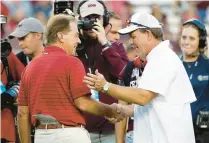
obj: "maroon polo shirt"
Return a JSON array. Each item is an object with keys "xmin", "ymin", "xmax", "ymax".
[
  {"xmin": 77, "ymin": 40, "xmax": 129, "ymax": 132},
  {"xmin": 18, "ymin": 46, "xmax": 90, "ymax": 126}
]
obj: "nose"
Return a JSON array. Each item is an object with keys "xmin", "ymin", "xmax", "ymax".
[
  {"xmin": 129, "ymin": 38, "xmax": 133, "ymax": 45},
  {"xmin": 184, "ymin": 38, "xmax": 189, "ymax": 45},
  {"xmin": 77, "ymin": 37, "xmax": 81, "ymax": 44},
  {"xmin": 182, "ymin": 36, "xmax": 189, "ymax": 45}
]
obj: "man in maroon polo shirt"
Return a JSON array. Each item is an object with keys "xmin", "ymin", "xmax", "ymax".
[
  {"xmin": 105, "ymin": 11, "xmax": 134, "ymax": 143},
  {"xmin": 76, "ymin": 1, "xmax": 129, "ymax": 143},
  {"xmin": 17, "ymin": 14, "xmax": 124, "ymax": 143}
]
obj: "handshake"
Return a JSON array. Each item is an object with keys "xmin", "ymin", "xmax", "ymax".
[{"xmin": 106, "ymin": 103, "xmax": 128, "ymax": 124}]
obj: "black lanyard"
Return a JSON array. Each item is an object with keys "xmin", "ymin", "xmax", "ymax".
[{"xmin": 79, "ymin": 42, "xmax": 99, "ymax": 74}]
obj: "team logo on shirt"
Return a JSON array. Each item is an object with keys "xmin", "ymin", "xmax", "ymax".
[
  {"xmin": 130, "ymin": 68, "xmax": 141, "ymax": 87},
  {"xmin": 198, "ymin": 75, "xmax": 209, "ymax": 81}
]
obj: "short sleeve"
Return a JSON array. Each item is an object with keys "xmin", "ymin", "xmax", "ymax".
[
  {"xmin": 138, "ymin": 58, "xmax": 176, "ymax": 97},
  {"xmin": 68, "ymin": 57, "xmax": 90, "ymax": 100},
  {"xmin": 17, "ymin": 69, "xmax": 28, "ymax": 105}
]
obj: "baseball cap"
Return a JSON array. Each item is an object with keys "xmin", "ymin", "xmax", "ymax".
[
  {"xmin": 79, "ymin": 0, "xmax": 104, "ymax": 17},
  {"xmin": 118, "ymin": 12, "xmax": 162, "ymax": 35},
  {"xmin": 9, "ymin": 17, "xmax": 44, "ymax": 39}
]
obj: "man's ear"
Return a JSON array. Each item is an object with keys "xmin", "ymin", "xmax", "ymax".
[
  {"xmin": 147, "ymin": 30, "xmax": 153, "ymax": 41},
  {"xmin": 57, "ymin": 32, "xmax": 64, "ymax": 43}
]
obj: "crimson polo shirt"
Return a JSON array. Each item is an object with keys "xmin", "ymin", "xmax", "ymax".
[{"xmin": 18, "ymin": 46, "xmax": 90, "ymax": 126}]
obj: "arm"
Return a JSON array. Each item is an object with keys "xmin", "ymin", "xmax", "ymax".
[
  {"xmin": 115, "ymin": 119, "xmax": 127, "ymax": 143},
  {"xmin": 119, "ymin": 104, "xmax": 134, "ymax": 117},
  {"xmin": 115, "ymin": 100, "xmax": 128, "ymax": 143},
  {"xmin": 74, "ymin": 95, "xmax": 123, "ymax": 119},
  {"xmin": 84, "ymin": 70, "xmax": 157, "ymax": 105},
  {"xmin": 17, "ymin": 106, "xmax": 31, "ymax": 143},
  {"xmin": 17, "ymin": 69, "xmax": 31, "ymax": 143},
  {"xmin": 108, "ymin": 84, "xmax": 156, "ymax": 106}
]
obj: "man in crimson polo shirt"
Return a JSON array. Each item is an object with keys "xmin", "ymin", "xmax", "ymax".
[{"xmin": 17, "ymin": 14, "xmax": 124, "ymax": 143}]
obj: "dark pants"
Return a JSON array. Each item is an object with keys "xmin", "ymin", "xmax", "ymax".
[
  {"xmin": 195, "ymin": 132, "xmax": 209, "ymax": 143},
  {"xmin": 195, "ymin": 126, "xmax": 209, "ymax": 143},
  {"xmin": 1, "ymin": 139, "xmax": 7, "ymax": 143}
]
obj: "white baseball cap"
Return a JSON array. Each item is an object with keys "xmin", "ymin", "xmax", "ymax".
[
  {"xmin": 79, "ymin": 0, "xmax": 104, "ymax": 17},
  {"xmin": 118, "ymin": 12, "xmax": 162, "ymax": 35}
]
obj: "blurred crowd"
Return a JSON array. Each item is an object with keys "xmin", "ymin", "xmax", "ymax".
[
  {"xmin": 1, "ymin": 1, "xmax": 209, "ymax": 143},
  {"xmin": 1, "ymin": 0, "xmax": 209, "ymax": 55}
]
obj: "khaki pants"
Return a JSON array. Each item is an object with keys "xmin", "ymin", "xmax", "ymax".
[{"xmin": 35, "ymin": 127, "xmax": 91, "ymax": 143}]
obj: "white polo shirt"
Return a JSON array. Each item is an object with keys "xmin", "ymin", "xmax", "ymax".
[{"xmin": 133, "ymin": 40, "xmax": 196, "ymax": 143}]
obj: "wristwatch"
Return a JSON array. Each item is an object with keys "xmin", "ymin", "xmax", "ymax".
[
  {"xmin": 103, "ymin": 82, "xmax": 110, "ymax": 93},
  {"xmin": 101, "ymin": 41, "xmax": 112, "ymax": 49}
]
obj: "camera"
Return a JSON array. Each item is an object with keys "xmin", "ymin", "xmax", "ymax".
[
  {"xmin": 53, "ymin": 0, "xmax": 96, "ymax": 31},
  {"xmin": 1, "ymin": 15, "xmax": 12, "ymax": 59},
  {"xmin": 78, "ymin": 19, "xmax": 97, "ymax": 31},
  {"xmin": 1, "ymin": 39, "xmax": 12, "ymax": 59},
  {"xmin": 196, "ymin": 111, "xmax": 209, "ymax": 130}
]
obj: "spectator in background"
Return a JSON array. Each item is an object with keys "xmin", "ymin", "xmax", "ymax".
[
  {"xmin": 104, "ymin": 1, "xmax": 132, "ymax": 27},
  {"xmin": 9, "ymin": 17, "xmax": 45, "ymax": 66},
  {"xmin": 196, "ymin": 1, "xmax": 209, "ymax": 23},
  {"xmin": 1, "ymin": 14, "xmax": 25, "ymax": 143},
  {"xmin": 1, "ymin": 2, "xmax": 9, "ymax": 38},
  {"xmin": 3, "ymin": 1, "xmax": 33, "ymax": 30},
  {"xmin": 3, "ymin": 1, "xmax": 33, "ymax": 18},
  {"xmin": 2, "ymin": 1, "xmax": 33, "ymax": 52},
  {"xmin": 105, "ymin": 1, "xmax": 133, "ymax": 46},
  {"xmin": 151, "ymin": 4, "xmax": 165, "ymax": 23},
  {"xmin": 76, "ymin": 1, "xmax": 129, "ymax": 142},
  {"xmin": 105, "ymin": 11, "xmax": 132, "ymax": 143},
  {"xmin": 1, "ymin": 53, "xmax": 24, "ymax": 143},
  {"xmin": 183, "ymin": 2, "xmax": 200, "ymax": 22},
  {"xmin": 180, "ymin": 19, "xmax": 209, "ymax": 141},
  {"xmin": 105, "ymin": 11, "xmax": 122, "ymax": 43},
  {"xmin": 151, "ymin": 4, "xmax": 168, "ymax": 40},
  {"xmin": 1, "ymin": 52, "xmax": 24, "ymax": 143},
  {"xmin": 33, "ymin": 1, "xmax": 52, "ymax": 25}
]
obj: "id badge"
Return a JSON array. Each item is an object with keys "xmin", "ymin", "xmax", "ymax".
[
  {"xmin": 0, "ymin": 81, "xmax": 6, "ymax": 94},
  {"xmin": 91, "ymin": 89, "xmax": 99, "ymax": 101}
]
